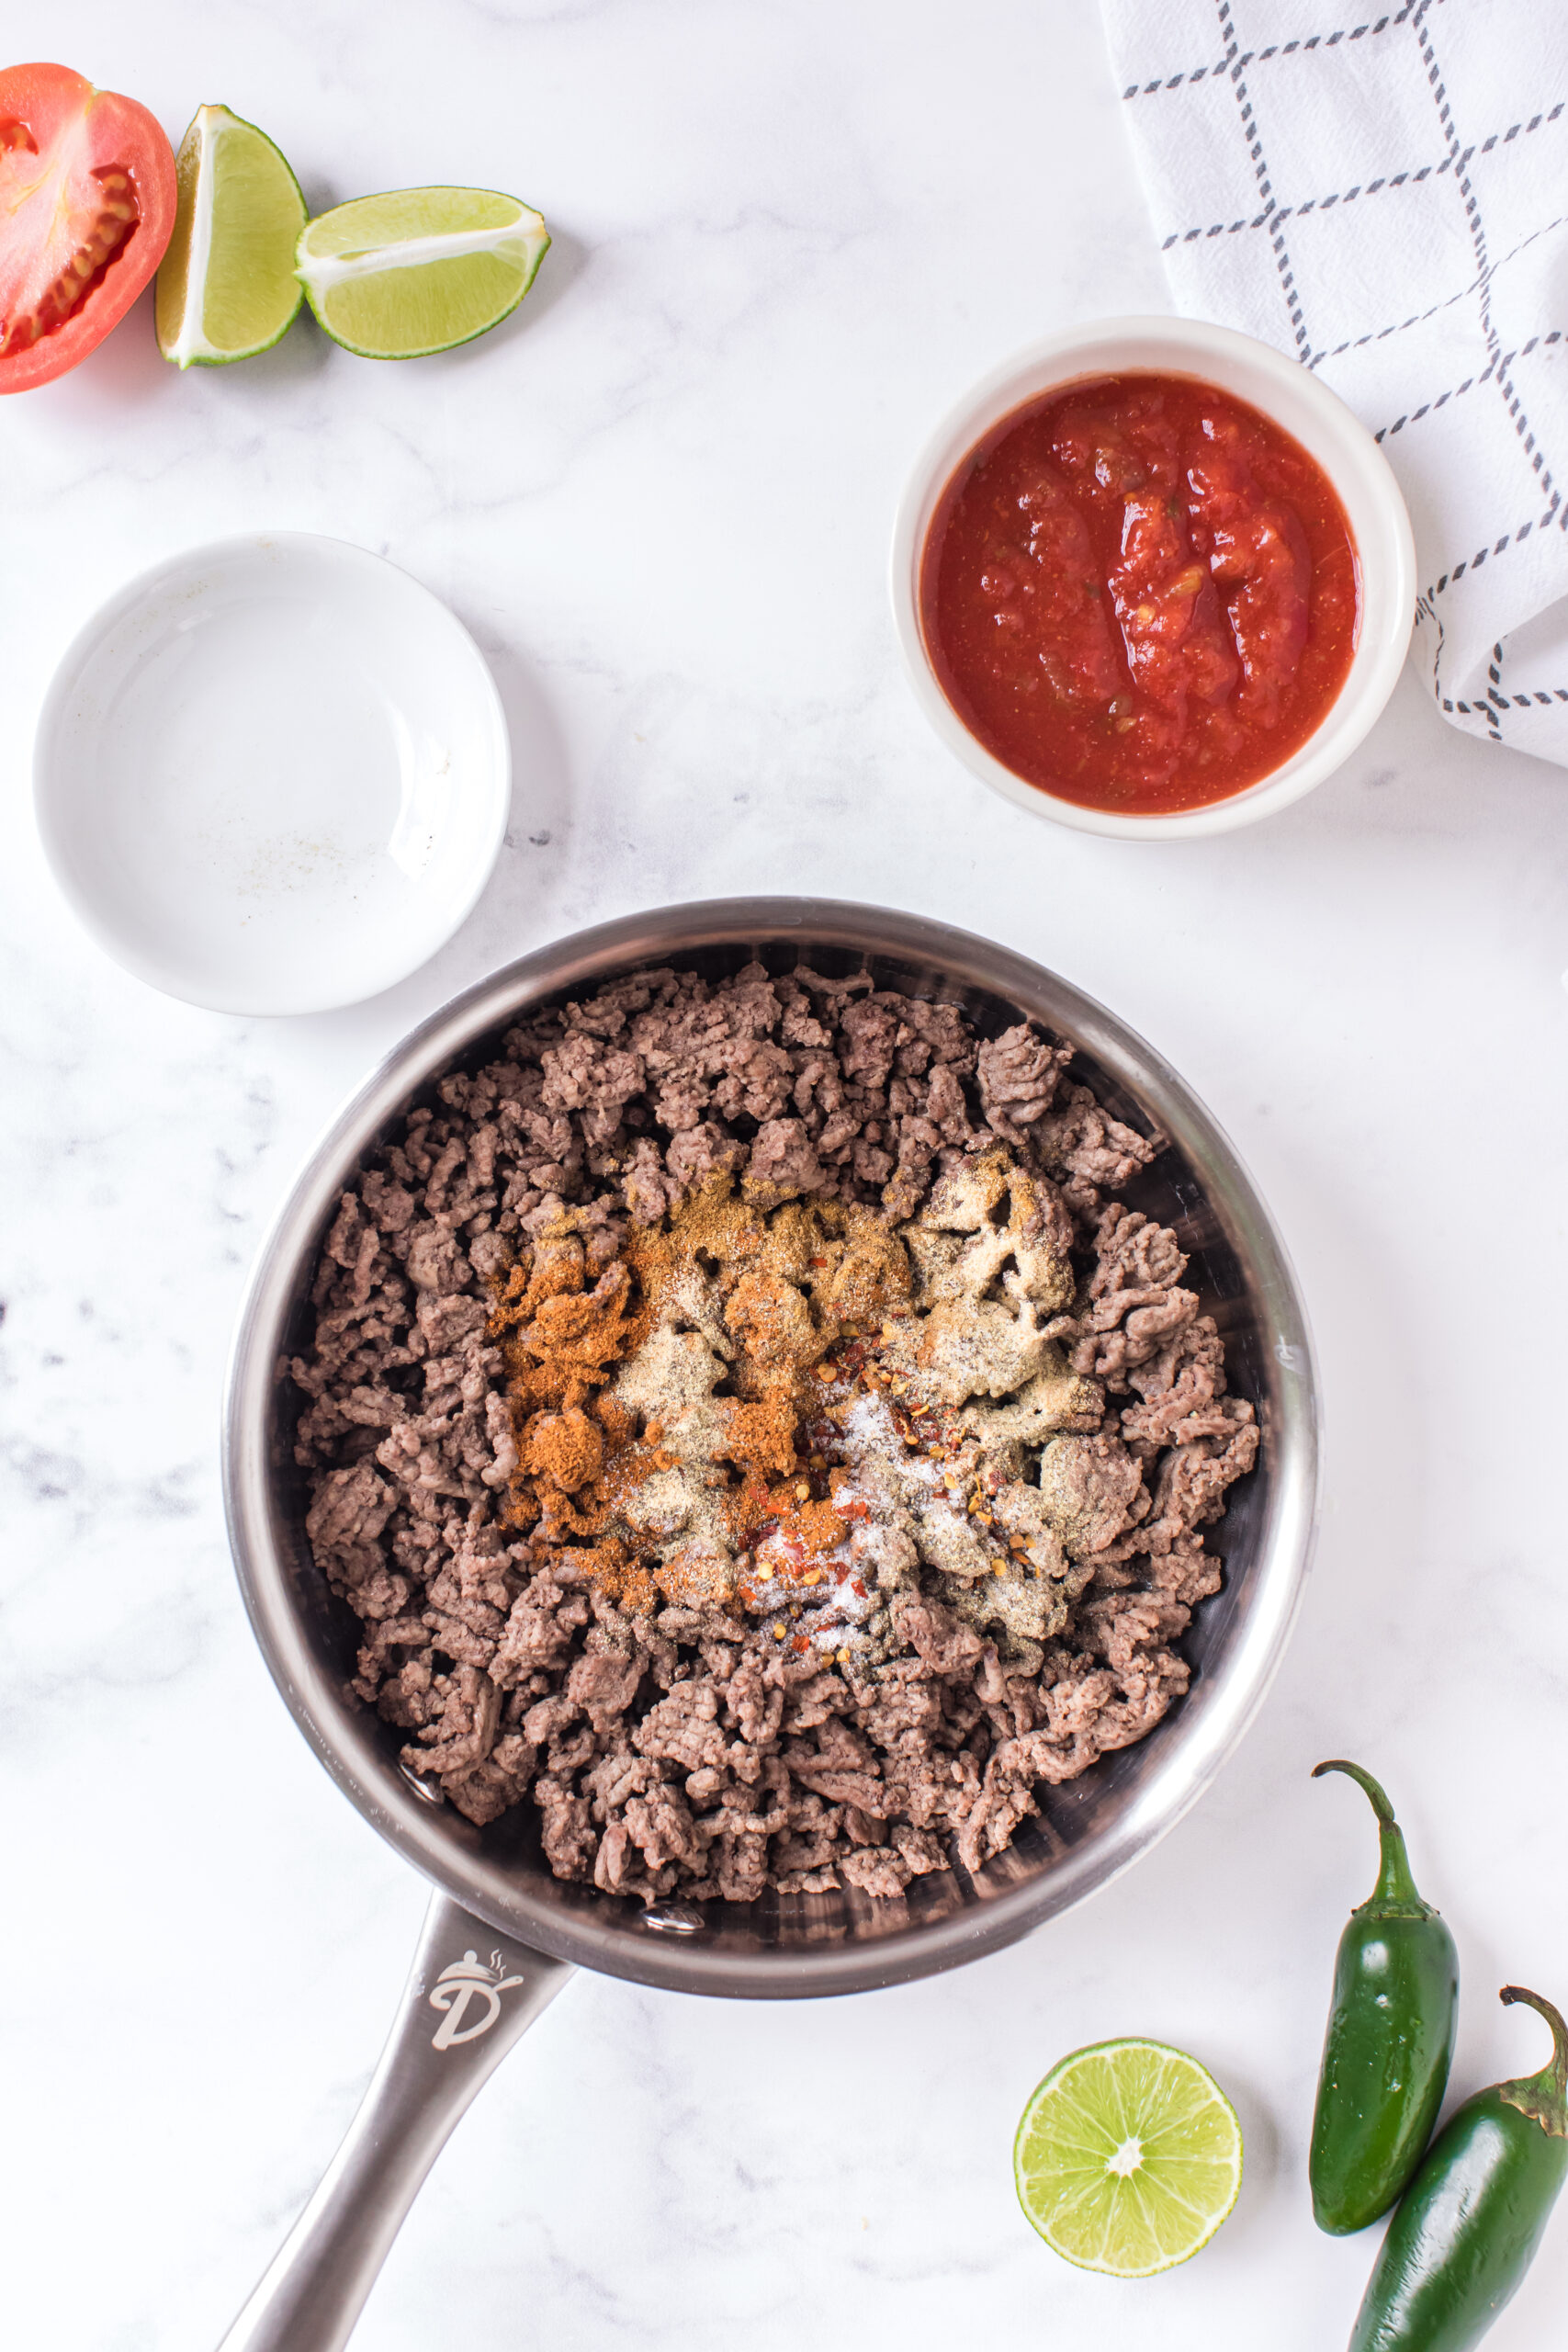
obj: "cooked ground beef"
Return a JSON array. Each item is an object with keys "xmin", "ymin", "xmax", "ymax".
[{"xmin": 291, "ymin": 960, "xmax": 1258, "ymax": 1903}]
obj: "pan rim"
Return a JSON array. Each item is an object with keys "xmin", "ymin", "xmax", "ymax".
[{"xmin": 222, "ymin": 896, "xmax": 1320, "ymax": 1997}]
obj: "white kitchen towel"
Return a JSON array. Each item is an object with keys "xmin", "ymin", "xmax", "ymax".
[{"xmin": 1100, "ymin": 0, "xmax": 1568, "ymax": 764}]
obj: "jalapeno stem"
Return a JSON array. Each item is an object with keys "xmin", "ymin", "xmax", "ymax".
[
  {"xmin": 1500, "ymin": 1986, "xmax": 1568, "ymax": 2136},
  {"xmin": 1312, "ymin": 1758, "xmax": 1434, "ymax": 1919}
]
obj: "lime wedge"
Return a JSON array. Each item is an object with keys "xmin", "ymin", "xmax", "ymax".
[
  {"xmin": 1014, "ymin": 2038, "xmax": 1243, "ymax": 2277},
  {"xmin": 156, "ymin": 105, "xmax": 306, "ymax": 367},
  {"xmin": 295, "ymin": 187, "xmax": 549, "ymax": 360}
]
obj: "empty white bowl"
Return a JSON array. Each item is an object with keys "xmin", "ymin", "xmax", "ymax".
[
  {"xmin": 890, "ymin": 315, "xmax": 1416, "ymax": 840},
  {"xmin": 33, "ymin": 532, "xmax": 511, "ymax": 1014}
]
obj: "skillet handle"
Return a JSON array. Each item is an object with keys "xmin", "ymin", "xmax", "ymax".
[{"xmin": 217, "ymin": 1889, "xmax": 574, "ymax": 2352}]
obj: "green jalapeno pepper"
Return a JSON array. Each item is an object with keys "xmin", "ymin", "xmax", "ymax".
[
  {"xmin": 1348, "ymin": 1985, "xmax": 1568, "ymax": 2351},
  {"xmin": 1310, "ymin": 1759, "xmax": 1460, "ymax": 2234}
]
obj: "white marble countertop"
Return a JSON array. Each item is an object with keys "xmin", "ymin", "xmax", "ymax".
[{"xmin": 6, "ymin": 5, "xmax": 1568, "ymax": 2346}]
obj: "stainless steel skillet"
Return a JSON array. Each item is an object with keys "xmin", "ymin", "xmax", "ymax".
[{"xmin": 220, "ymin": 898, "xmax": 1319, "ymax": 2349}]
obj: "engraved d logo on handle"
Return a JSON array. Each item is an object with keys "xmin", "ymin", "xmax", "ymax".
[
  {"xmin": 217, "ymin": 1893, "xmax": 575, "ymax": 2352},
  {"xmin": 427, "ymin": 1950, "xmax": 527, "ymax": 2051}
]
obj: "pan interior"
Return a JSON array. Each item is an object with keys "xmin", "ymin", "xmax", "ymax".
[{"xmin": 247, "ymin": 918, "xmax": 1302, "ymax": 1992}]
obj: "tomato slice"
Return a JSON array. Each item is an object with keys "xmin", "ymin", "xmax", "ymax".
[{"xmin": 0, "ymin": 62, "xmax": 175, "ymax": 392}]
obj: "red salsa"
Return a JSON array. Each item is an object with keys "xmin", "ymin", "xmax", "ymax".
[{"xmin": 919, "ymin": 372, "xmax": 1359, "ymax": 815}]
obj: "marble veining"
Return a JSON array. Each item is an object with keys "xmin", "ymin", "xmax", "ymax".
[{"xmin": 3, "ymin": 3, "xmax": 1567, "ymax": 2347}]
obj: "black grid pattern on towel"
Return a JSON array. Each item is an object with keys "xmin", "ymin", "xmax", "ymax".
[
  {"xmin": 1416, "ymin": 8, "xmax": 1564, "ymax": 560},
  {"xmin": 1122, "ymin": 7, "xmax": 1417, "ymax": 100},
  {"xmin": 1212, "ymin": 0, "xmax": 1311, "ymax": 360},
  {"xmin": 1316, "ymin": 208, "xmax": 1568, "ymax": 371},
  {"xmin": 1118, "ymin": 0, "xmax": 1568, "ymax": 743},
  {"xmin": 1160, "ymin": 107, "xmax": 1563, "ymax": 258}
]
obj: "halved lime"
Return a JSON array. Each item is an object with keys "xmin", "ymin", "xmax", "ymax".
[
  {"xmin": 156, "ymin": 104, "xmax": 306, "ymax": 368},
  {"xmin": 295, "ymin": 187, "xmax": 549, "ymax": 360},
  {"xmin": 1014, "ymin": 2038, "xmax": 1243, "ymax": 2277}
]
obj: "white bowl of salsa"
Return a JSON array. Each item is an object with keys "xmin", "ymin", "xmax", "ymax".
[{"xmin": 890, "ymin": 315, "xmax": 1415, "ymax": 838}]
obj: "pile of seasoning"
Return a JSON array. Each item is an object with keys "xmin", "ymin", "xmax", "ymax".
[{"xmin": 488, "ymin": 1157, "xmax": 1080, "ymax": 1657}]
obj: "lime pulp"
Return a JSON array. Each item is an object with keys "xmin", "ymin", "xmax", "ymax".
[
  {"xmin": 294, "ymin": 186, "xmax": 549, "ymax": 359},
  {"xmin": 1013, "ymin": 2037, "xmax": 1243, "ymax": 2277},
  {"xmin": 156, "ymin": 104, "xmax": 306, "ymax": 367}
]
